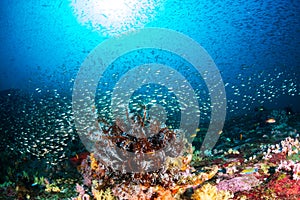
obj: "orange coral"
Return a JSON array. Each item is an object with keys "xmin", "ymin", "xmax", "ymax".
[
  {"xmin": 153, "ymin": 186, "xmax": 176, "ymax": 200},
  {"xmin": 90, "ymin": 153, "xmax": 98, "ymax": 170}
]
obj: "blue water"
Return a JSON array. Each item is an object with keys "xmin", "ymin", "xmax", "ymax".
[{"xmin": 0, "ymin": 0, "xmax": 299, "ymax": 117}]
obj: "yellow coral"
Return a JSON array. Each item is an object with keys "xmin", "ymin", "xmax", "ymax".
[
  {"xmin": 153, "ymin": 185, "xmax": 176, "ymax": 200},
  {"xmin": 92, "ymin": 187, "xmax": 116, "ymax": 200},
  {"xmin": 90, "ymin": 153, "xmax": 98, "ymax": 170},
  {"xmin": 45, "ymin": 183, "xmax": 61, "ymax": 193},
  {"xmin": 260, "ymin": 163, "xmax": 270, "ymax": 175},
  {"xmin": 191, "ymin": 183, "xmax": 233, "ymax": 200},
  {"xmin": 164, "ymin": 154, "xmax": 193, "ymax": 171}
]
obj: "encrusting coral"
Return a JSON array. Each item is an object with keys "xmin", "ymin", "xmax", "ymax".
[
  {"xmin": 191, "ymin": 183, "xmax": 233, "ymax": 200},
  {"xmin": 216, "ymin": 175, "xmax": 260, "ymax": 193}
]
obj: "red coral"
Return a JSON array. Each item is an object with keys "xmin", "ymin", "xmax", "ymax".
[
  {"xmin": 268, "ymin": 152, "xmax": 287, "ymax": 164},
  {"xmin": 69, "ymin": 152, "xmax": 90, "ymax": 166},
  {"xmin": 267, "ymin": 174, "xmax": 300, "ymax": 198}
]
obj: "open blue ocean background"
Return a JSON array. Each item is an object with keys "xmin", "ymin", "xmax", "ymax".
[{"xmin": 1, "ymin": 0, "xmax": 299, "ymax": 117}]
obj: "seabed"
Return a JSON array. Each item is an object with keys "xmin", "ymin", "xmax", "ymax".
[{"xmin": 0, "ymin": 91, "xmax": 300, "ymax": 200}]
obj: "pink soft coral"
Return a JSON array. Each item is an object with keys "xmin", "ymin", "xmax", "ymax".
[{"xmin": 217, "ymin": 175, "xmax": 260, "ymax": 193}]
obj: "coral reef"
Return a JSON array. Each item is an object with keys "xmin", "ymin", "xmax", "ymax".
[
  {"xmin": 73, "ymin": 114, "xmax": 300, "ymax": 199},
  {"xmin": 90, "ymin": 111, "xmax": 189, "ymax": 173},
  {"xmin": 93, "ymin": 188, "xmax": 115, "ymax": 200},
  {"xmin": 216, "ymin": 175, "xmax": 260, "ymax": 193},
  {"xmin": 72, "ymin": 183, "xmax": 115, "ymax": 200},
  {"xmin": 277, "ymin": 160, "xmax": 300, "ymax": 180},
  {"xmin": 2, "ymin": 108, "xmax": 300, "ymax": 199},
  {"xmin": 76, "ymin": 151, "xmax": 219, "ymax": 199},
  {"xmin": 72, "ymin": 110, "xmax": 225, "ymax": 199},
  {"xmin": 266, "ymin": 173, "xmax": 300, "ymax": 199},
  {"xmin": 191, "ymin": 183, "xmax": 233, "ymax": 200}
]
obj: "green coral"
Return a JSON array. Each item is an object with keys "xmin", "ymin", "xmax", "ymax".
[
  {"xmin": 22, "ymin": 171, "xmax": 30, "ymax": 181},
  {"xmin": 0, "ymin": 181, "xmax": 14, "ymax": 188},
  {"xmin": 33, "ymin": 176, "xmax": 45, "ymax": 185},
  {"xmin": 277, "ymin": 173, "xmax": 286, "ymax": 181},
  {"xmin": 287, "ymin": 147, "xmax": 300, "ymax": 162},
  {"xmin": 191, "ymin": 148, "xmax": 203, "ymax": 165}
]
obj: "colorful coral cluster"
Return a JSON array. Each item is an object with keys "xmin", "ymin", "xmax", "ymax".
[
  {"xmin": 262, "ymin": 136, "xmax": 300, "ymax": 180},
  {"xmin": 72, "ymin": 183, "xmax": 115, "ymax": 200},
  {"xmin": 231, "ymin": 136, "xmax": 300, "ymax": 199},
  {"xmin": 73, "ymin": 150, "xmax": 222, "ymax": 199},
  {"xmin": 263, "ymin": 137, "xmax": 300, "ymax": 160},
  {"xmin": 71, "ymin": 110, "xmax": 234, "ymax": 199},
  {"xmin": 71, "ymin": 125, "xmax": 300, "ymax": 199},
  {"xmin": 54, "ymin": 108, "xmax": 300, "ymax": 199},
  {"xmin": 277, "ymin": 160, "xmax": 300, "ymax": 180}
]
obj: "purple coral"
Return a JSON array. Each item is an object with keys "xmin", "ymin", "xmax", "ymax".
[
  {"xmin": 217, "ymin": 175, "xmax": 260, "ymax": 193},
  {"xmin": 75, "ymin": 183, "xmax": 85, "ymax": 196},
  {"xmin": 72, "ymin": 183, "xmax": 90, "ymax": 200}
]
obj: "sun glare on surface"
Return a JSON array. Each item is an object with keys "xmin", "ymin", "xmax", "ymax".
[{"xmin": 70, "ymin": 0, "xmax": 163, "ymax": 37}]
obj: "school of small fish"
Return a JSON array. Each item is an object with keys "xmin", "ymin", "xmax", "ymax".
[{"xmin": 0, "ymin": 54, "xmax": 298, "ymax": 168}]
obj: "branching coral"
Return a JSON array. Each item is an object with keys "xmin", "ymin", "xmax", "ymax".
[
  {"xmin": 44, "ymin": 178, "xmax": 61, "ymax": 193},
  {"xmin": 92, "ymin": 187, "xmax": 115, "ymax": 200},
  {"xmin": 277, "ymin": 160, "xmax": 300, "ymax": 180},
  {"xmin": 45, "ymin": 184, "xmax": 61, "ymax": 193},
  {"xmin": 263, "ymin": 137, "xmax": 300, "ymax": 161},
  {"xmin": 261, "ymin": 137, "xmax": 300, "ymax": 180}
]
